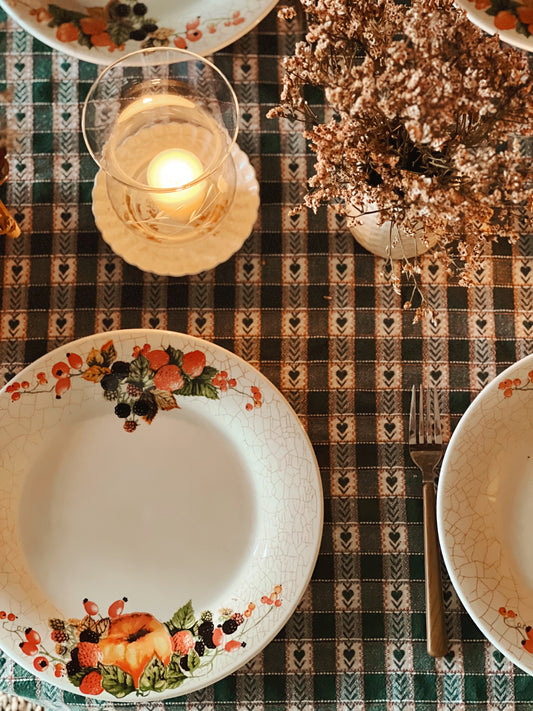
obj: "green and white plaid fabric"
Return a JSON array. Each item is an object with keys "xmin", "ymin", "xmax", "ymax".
[{"xmin": 0, "ymin": 5, "xmax": 533, "ymax": 710}]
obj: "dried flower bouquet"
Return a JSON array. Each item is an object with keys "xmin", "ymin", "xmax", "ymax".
[{"xmin": 269, "ymin": 0, "xmax": 533, "ymax": 318}]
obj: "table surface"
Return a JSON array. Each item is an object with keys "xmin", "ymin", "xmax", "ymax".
[{"xmin": 1, "ymin": 4, "xmax": 533, "ymax": 710}]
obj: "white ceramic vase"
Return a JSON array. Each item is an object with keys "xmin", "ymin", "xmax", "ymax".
[{"xmin": 348, "ymin": 207, "xmax": 436, "ymax": 260}]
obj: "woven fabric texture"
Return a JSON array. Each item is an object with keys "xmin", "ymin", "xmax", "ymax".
[{"xmin": 0, "ymin": 5, "xmax": 533, "ymax": 710}]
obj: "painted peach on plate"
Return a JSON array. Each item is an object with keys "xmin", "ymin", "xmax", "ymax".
[
  {"xmin": 6, "ymin": 592, "xmax": 283, "ymax": 698},
  {"xmin": 99, "ymin": 613, "xmax": 172, "ymax": 688}
]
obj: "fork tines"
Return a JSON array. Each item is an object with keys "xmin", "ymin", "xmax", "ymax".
[{"xmin": 409, "ymin": 385, "xmax": 442, "ymax": 446}]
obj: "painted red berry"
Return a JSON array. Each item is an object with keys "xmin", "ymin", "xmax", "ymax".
[
  {"xmin": 172, "ymin": 630, "xmax": 195, "ymax": 655},
  {"xmin": 54, "ymin": 663, "xmax": 66, "ymax": 678},
  {"xmin": 25, "ymin": 628, "xmax": 41, "ymax": 645},
  {"xmin": 186, "ymin": 28, "xmax": 202, "ymax": 41},
  {"xmin": 0, "ymin": 612, "xmax": 5, "ymax": 619},
  {"xmin": 245, "ymin": 403, "xmax": 253, "ymax": 411},
  {"xmin": 7, "ymin": 613, "xmax": 16, "ymax": 621},
  {"xmin": 182, "ymin": 350, "xmax": 206, "ymax": 378},
  {"xmin": 20, "ymin": 641, "xmax": 38, "ymax": 656},
  {"xmin": 52, "ymin": 362, "xmax": 70, "ymax": 379},
  {"xmin": 33, "ymin": 656, "xmax": 49, "ymax": 671},
  {"xmin": 67, "ymin": 352, "xmax": 83, "ymax": 370},
  {"xmin": 146, "ymin": 349, "xmax": 170, "ymax": 371},
  {"xmin": 83, "ymin": 598, "xmax": 98, "ymax": 616},
  {"xmin": 228, "ymin": 378, "xmax": 236, "ymax": 387},
  {"xmin": 51, "ymin": 629, "xmax": 67, "ymax": 642},
  {"xmin": 77, "ymin": 642, "xmax": 103, "ymax": 667},
  {"xmin": 224, "ymin": 639, "xmax": 244, "ymax": 652},
  {"xmin": 212, "ymin": 627, "xmax": 224, "ymax": 647},
  {"xmin": 108, "ymin": 597, "xmax": 127, "ymax": 618},
  {"xmin": 274, "ymin": 599, "xmax": 282, "ymax": 607},
  {"xmin": 11, "ymin": 392, "xmax": 20, "ymax": 402},
  {"xmin": 79, "ymin": 670, "xmax": 103, "ymax": 695},
  {"xmin": 153, "ymin": 364, "xmax": 184, "ymax": 392},
  {"xmin": 55, "ymin": 377, "xmax": 71, "ymax": 399},
  {"xmin": 21, "ymin": 381, "xmax": 29, "ymax": 389}
]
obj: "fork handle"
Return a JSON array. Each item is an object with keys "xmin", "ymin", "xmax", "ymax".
[{"xmin": 423, "ymin": 482, "xmax": 449, "ymax": 657}]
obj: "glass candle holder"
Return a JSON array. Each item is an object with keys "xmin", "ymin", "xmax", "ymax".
[{"xmin": 82, "ymin": 47, "xmax": 239, "ymax": 244}]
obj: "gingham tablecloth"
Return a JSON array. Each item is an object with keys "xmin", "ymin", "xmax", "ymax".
[{"xmin": 1, "ymin": 5, "xmax": 533, "ymax": 710}]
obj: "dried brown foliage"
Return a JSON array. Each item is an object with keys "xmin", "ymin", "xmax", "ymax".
[{"xmin": 270, "ymin": 0, "xmax": 533, "ymax": 317}]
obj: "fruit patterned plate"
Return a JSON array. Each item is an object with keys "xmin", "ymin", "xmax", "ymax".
[
  {"xmin": 455, "ymin": 0, "xmax": 533, "ymax": 53},
  {"xmin": 0, "ymin": 0, "xmax": 278, "ymax": 64},
  {"xmin": 0, "ymin": 329, "xmax": 322, "ymax": 701},
  {"xmin": 438, "ymin": 354, "xmax": 533, "ymax": 675}
]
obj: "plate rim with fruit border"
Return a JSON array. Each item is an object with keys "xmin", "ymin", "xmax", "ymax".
[
  {"xmin": 0, "ymin": 328, "xmax": 323, "ymax": 701},
  {"xmin": 0, "ymin": 0, "xmax": 280, "ymax": 64},
  {"xmin": 437, "ymin": 352, "xmax": 533, "ymax": 676},
  {"xmin": 454, "ymin": 0, "xmax": 533, "ymax": 53}
]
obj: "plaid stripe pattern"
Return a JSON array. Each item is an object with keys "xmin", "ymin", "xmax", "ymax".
[{"xmin": 0, "ymin": 5, "xmax": 533, "ymax": 710}]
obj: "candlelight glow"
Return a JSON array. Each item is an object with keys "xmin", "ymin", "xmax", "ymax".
[{"xmin": 146, "ymin": 148, "xmax": 206, "ymax": 221}]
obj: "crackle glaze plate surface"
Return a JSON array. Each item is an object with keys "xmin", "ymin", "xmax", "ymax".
[
  {"xmin": 0, "ymin": 329, "xmax": 322, "ymax": 701},
  {"xmin": 438, "ymin": 354, "xmax": 533, "ymax": 674},
  {"xmin": 455, "ymin": 0, "xmax": 533, "ymax": 52},
  {"xmin": 0, "ymin": 0, "xmax": 278, "ymax": 64}
]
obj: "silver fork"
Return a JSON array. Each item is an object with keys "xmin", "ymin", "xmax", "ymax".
[{"xmin": 409, "ymin": 385, "xmax": 449, "ymax": 657}]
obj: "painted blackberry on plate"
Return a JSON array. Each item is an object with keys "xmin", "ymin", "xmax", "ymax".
[
  {"xmin": 6, "ymin": 339, "xmax": 263, "ymax": 432},
  {"xmin": 7, "ymin": 590, "xmax": 283, "ymax": 698}
]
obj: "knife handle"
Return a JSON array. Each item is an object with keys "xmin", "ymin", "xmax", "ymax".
[{"xmin": 423, "ymin": 481, "xmax": 449, "ymax": 657}]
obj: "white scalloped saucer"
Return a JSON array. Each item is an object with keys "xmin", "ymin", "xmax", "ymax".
[{"xmin": 92, "ymin": 145, "xmax": 259, "ymax": 276}]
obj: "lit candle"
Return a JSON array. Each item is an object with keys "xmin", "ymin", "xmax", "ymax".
[{"xmin": 146, "ymin": 148, "xmax": 207, "ymax": 221}]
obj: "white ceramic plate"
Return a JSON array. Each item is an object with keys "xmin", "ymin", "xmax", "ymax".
[
  {"xmin": 0, "ymin": 0, "xmax": 278, "ymax": 63},
  {"xmin": 438, "ymin": 354, "xmax": 533, "ymax": 673},
  {"xmin": 455, "ymin": 0, "xmax": 533, "ymax": 53},
  {"xmin": 0, "ymin": 329, "xmax": 322, "ymax": 701}
]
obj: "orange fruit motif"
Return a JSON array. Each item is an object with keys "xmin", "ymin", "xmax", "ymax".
[
  {"xmin": 56, "ymin": 22, "xmax": 79, "ymax": 42},
  {"xmin": 80, "ymin": 17, "xmax": 107, "ymax": 35},
  {"xmin": 182, "ymin": 350, "xmax": 206, "ymax": 378},
  {"xmin": 52, "ymin": 361, "xmax": 70, "ymax": 378},
  {"xmin": 98, "ymin": 613, "xmax": 172, "ymax": 688},
  {"xmin": 79, "ymin": 670, "xmax": 103, "ymax": 695},
  {"xmin": 55, "ymin": 378, "xmax": 71, "ymax": 399},
  {"xmin": 517, "ymin": 6, "xmax": 533, "ymax": 22},
  {"xmin": 146, "ymin": 349, "xmax": 170, "ymax": 371},
  {"xmin": 153, "ymin": 364, "xmax": 184, "ymax": 392},
  {"xmin": 494, "ymin": 10, "xmax": 517, "ymax": 29},
  {"xmin": 171, "ymin": 629, "xmax": 195, "ymax": 655},
  {"xmin": 91, "ymin": 31, "xmax": 113, "ymax": 47}
]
